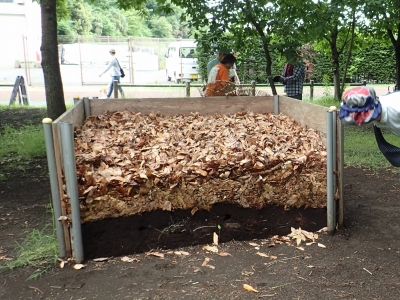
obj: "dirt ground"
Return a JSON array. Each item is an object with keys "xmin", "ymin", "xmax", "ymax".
[{"xmin": 1, "ymin": 108, "xmax": 400, "ymax": 300}]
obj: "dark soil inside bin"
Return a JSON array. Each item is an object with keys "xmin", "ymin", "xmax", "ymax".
[{"xmin": 82, "ymin": 204, "xmax": 326, "ymax": 259}]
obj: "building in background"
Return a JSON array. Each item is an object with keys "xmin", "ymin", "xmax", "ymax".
[{"xmin": 0, "ymin": 0, "xmax": 41, "ymax": 68}]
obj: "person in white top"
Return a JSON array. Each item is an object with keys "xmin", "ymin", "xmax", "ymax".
[
  {"xmin": 340, "ymin": 86, "xmax": 400, "ymax": 136},
  {"xmin": 99, "ymin": 49, "xmax": 125, "ymax": 99}
]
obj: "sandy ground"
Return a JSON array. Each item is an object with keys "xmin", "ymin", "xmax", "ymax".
[{"xmin": 0, "ymin": 84, "xmax": 394, "ymax": 107}]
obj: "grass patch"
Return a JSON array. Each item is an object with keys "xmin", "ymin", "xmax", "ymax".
[
  {"xmin": 344, "ymin": 124, "xmax": 400, "ymax": 170},
  {"xmin": 0, "ymin": 124, "xmax": 46, "ymax": 180},
  {"xmin": 0, "ymin": 125, "xmax": 46, "ymax": 162},
  {"xmin": 0, "ymin": 204, "xmax": 58, "ymax": 280}
]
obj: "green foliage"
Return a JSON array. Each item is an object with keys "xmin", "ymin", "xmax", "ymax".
[
  {"xmin": 0, "ymin": 125, "xmax": 45, "ymax": 163},
  {"xmin": 149, "ymin": 16, "xmax": 173, "ymax": 38},
  {"xmin": 351, "ymin": 44, "xmax": 396, "ymax": 83},
  {"xmin": 125, "ymin": 10, "xmax": 152, "ymax": 37},
  {"xmin": 67, "ymin": 0, "xmax": 94, "ymax": 35},
  {"xmin": 344, "ymin": 125, "xmax": 399, "ymax": 170},
  {"xmin": 57, "ymin": 0, "xmax": 189, "ymax": 39}
]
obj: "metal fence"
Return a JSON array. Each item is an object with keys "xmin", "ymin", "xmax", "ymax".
[{"xmin": 0, "ymin": 35, "xmax": 195, "ymax": 86}]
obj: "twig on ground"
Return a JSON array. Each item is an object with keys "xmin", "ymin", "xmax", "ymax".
[
  {"xmin": 269, "ymin": 282, "xmax": 295, "ymax": 290},
  {"xmin": 28, "ymin": 286, "xmax": 43, "ymax": 294},
  {"xmin": 363, "ymin": 268, "xmax": 372, "ymax": 275},
  {"xmin": 193, "ymin": 226, "xmax": 216, "ymax": 232}
]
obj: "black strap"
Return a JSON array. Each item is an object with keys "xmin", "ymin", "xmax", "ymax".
[
  {"xmin": 115, "ymin": 58, "xmax": 121, "ymax": 68},
  {"xmin": 373, "ymin": 125, "xmax": 400, "ymax": 167}
]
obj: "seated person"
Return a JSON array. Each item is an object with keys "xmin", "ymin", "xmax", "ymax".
[
  {"xmin": 186, "ymin": 49, "xmax": 195, "ymax": 58},
  {"xmin": 205, "ymin": 54, "xmax": 237, "ymax": 97}
]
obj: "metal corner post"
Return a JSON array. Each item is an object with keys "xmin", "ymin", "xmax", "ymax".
[
  {"xmin": 83, "ymin": 97, "xmax": 91, "ymax": 119},
  {"xmin": 42, "ymin": 118, "xmax": 66, "ymax": 258},
  {"xmin": 326, "ymin": 109, "xmax": 336, "ymax": 235},
  {"xmin": 273, "ymin": 95, "xmax": 279, "ymax": 115},
  {"xmin": 186, "ymin": 81, "xmax": 191, "ymax": 97},
  {"xmin": 114, "ymin": 80, "xmax": 118, "ymax": 98},
  {"xmin": 59, "ymin": 122, "xmax": 84, "ymax": 263}
]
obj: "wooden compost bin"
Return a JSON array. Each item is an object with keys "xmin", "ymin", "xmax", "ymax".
[{"xmin": 48, "ymin": 95, "xmax": 343, "ymax": 262}]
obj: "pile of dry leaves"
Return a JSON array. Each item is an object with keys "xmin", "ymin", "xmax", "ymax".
[{"xmin": 73, "ymin": 110, "xmax": 327, "ymax": 222}]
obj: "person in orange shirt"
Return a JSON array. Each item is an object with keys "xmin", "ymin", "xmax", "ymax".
[{"xmin": 205, "ymin": 54, "xmax": 237, "ymax": 97}]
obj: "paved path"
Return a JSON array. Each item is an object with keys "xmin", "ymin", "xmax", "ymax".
[{"xmin": 0, "ymin": 84, "xmax": 394, "ymax": 107}]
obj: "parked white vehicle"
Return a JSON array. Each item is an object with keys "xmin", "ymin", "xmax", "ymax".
[{"xmin": 165, "ymin": 41, "xmax": 200, "ymax": 83}]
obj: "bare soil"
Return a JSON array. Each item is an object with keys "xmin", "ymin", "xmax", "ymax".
[{"xmin": 1, "ymin": 108, "xmax": 400, "ymax": 300}]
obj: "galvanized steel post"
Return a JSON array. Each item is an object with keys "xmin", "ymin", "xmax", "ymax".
[
  {"xmin": 186, "ymin": 81, "xmax": 191, "ymax": 97},
  {"xmin": 83, "ymin": 97, "xmax": 91, "ymax": 119},
  {"xmin": 251, "ymin": 81, "xmax": 256, "ymax": 96},
  {"xmin": 273, "ymin": 95, "xmax": 279, "ymax": 115},
  {"xmin": 113, "ymin": 80, "xmax": 118, "ymax": 98},
  {"xmin": 326, "ymin": 107, "xmax": 336, "ymax": 235},
  {"xmin": 59, "ymin": 122, "xmax": 84, "ymax": 263},
  {"xmin": 42, "ymin": 118, "xmax": 66, "ymax": 258},
  {"xmin": 310, "ymin": 80, "xmax": 314, "ymax": 100}
]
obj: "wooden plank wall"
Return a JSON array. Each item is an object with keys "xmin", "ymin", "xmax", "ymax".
[
  {"xmin": 278, "ymin": 95, "xmax": 328, "ymax": 141},
  {"xmin": 89, "ymin": 96, "xmax": 275, "ymax": 116},
  {"xmin": 53, "ymin": 99, "xmax": 85, "ymax": 127}
]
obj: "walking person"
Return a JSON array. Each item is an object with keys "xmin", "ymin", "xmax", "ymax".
[{"xmin": 99, "ymin": 48, "xmax": 125, "ymax": 99}]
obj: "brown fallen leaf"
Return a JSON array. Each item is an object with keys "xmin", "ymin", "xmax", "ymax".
[
  {"xmin": 93, "ymin": 257, "xmax": 108, "ymax": 262},
  {"xmin": 73, "ymin": 264, "xmax": 86, "ymax": 270},
  {"xmin": 256, "ymin": 252, "xmax": 269, "ymax": 258},
  {"xmin": 146, "ymin": 252, "xmax": 165, "ymax": 258},
  {"xmin": 201, "ymin": 257, "xmax": 211, "ymax": 266},
  {"xmin": 243, "ymin": 284, "xmax": 259, "ymax": 293},
  {"xmin": 202, "ymin": 245, "xmax": 218, "ymax": 253},
  {"xmin": 218, "ymin": 252, "xmax": 232, "ymax": 257},
  {"xmin": 121, "ymin": 256, "xmax": 140, "ymax": 262},
  {"xmin": 213, "ymin": 232, "xmax": 219, "ymax": 246}
]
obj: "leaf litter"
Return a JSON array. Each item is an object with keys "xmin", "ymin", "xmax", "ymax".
[{"xmin": 71, "ymin": 110, "xmax": 327, "ymax": 223}]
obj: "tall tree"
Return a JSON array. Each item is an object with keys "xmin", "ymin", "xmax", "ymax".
[
  {"xmin": 41, "ymin": 0, "xmax": 66, "ymax": 120},
  {"xmin": 364, "ymin": 0, "xmax": 400, "ymax": 88},
  {"xmin": 117, "ymin": 0, "xmax": 309, "ymax": 95},
  {"xmin": 302, "ymin": 0, "xmax": 361, "ymax": 100}
]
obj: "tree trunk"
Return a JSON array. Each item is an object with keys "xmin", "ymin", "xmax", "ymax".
[
  {"xmin": 330, "ymin": 29, "xmax": 341, "ymax": 101},
  {"xmin": 40, "ymin": 0, "xmax": 66, "ymax": 120},
  {"xmin": 245, "ymin": 12, "xmax": 277, "ymax": 95},
  {"xmin": 341, "ymin": 12, "xmax": 356, "ymax": 96},
  {"xmin": 262, "ymin": 39, "xmax": 277, "ymax": 96}
]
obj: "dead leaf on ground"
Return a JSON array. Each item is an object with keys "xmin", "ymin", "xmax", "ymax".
[
  {"xmin": 218, "ymin": 252, "xmax": 232, "ymax": 257},
  {"xmin": 202, "ymin": 245, "xmax": 219, "ymax": 253},
  {"xmin": 243, "ymin": 284, "xmax": 259, "ymax": 293},
  {"xmin": 146, "ymin": 252, "xmax": 165, "ymax": 258},
  {"xmin": 73, "ymin": 264, "xmax": 86, "ymax": 270},
  {"xmin": 256, "ymin": 252, "xmax": 269, "ymax": 258},
  {"xmin": 213, "ymin": 232, "xmax": 219, "ymax": 246},
  {"xmin": 93, "ymin": 257, "xmax": 108, "ymax": 262}
]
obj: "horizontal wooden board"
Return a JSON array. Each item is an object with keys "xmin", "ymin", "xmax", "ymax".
[
  {"xmin": 279, "ymin": 96, "xmax": 328, "ymax": 134},
  {"xmin": 89, "ymin": 96, "xmax": 275, "ymax": 116}
]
